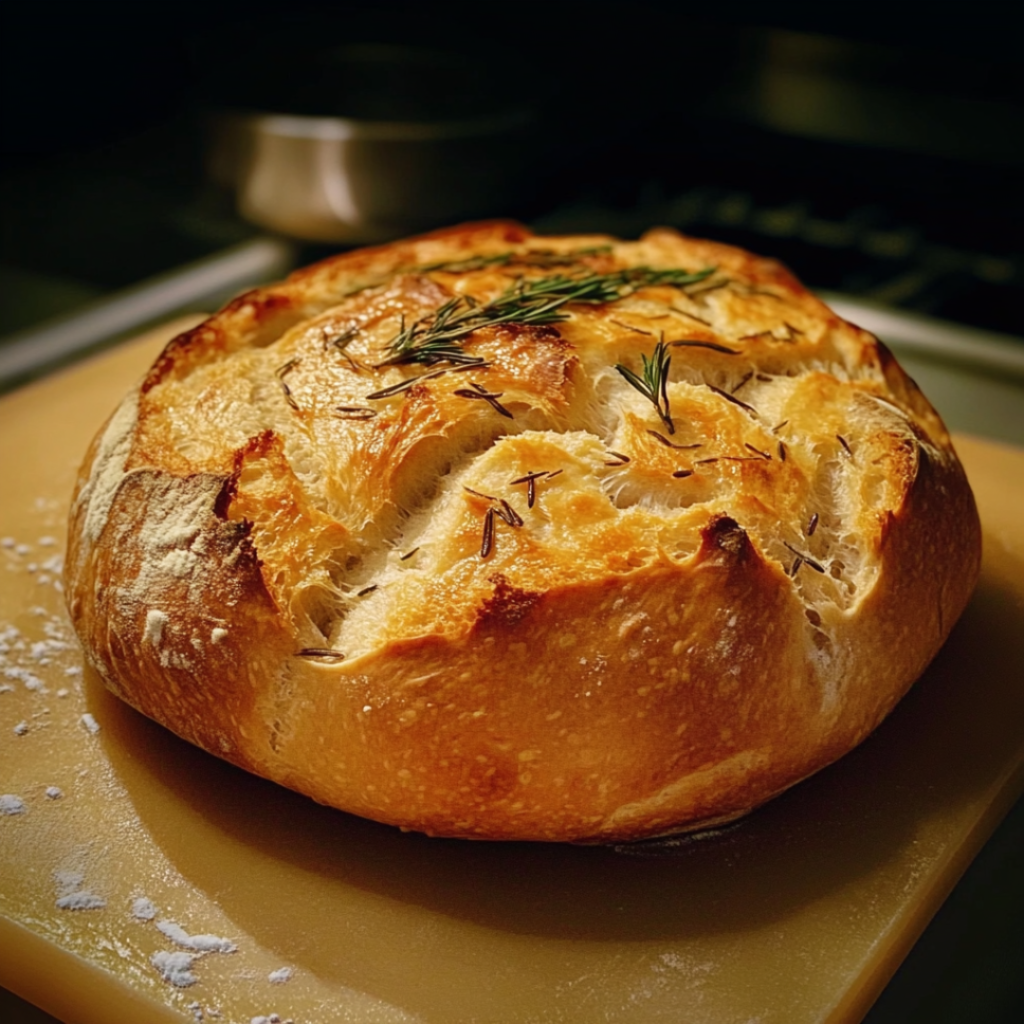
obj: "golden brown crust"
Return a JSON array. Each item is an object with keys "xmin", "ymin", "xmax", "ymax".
[{"xmin": 65, "ymin": 222, "xmax": 981, "ymax": 842}]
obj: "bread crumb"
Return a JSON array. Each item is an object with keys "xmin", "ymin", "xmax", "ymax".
[
  {"xmin": 211, "ymin": 627, "xmax": 228, "ymax": 644},
  {"xmin": 81, "ymin": 713, "xmax": 100, "ymax": 734},
  {"xmin": 13, "ymin": 721, "xmax": 28, "ymax": 735},
  {"xmin": 268, "ymin": 967, "xmax": 293, "ymax": 984},
  {"xmin": 45, "ymin": 786, "xmax": 62, "ymax": 799}
]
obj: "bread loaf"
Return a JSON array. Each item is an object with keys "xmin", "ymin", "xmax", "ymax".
[{"xmin": 65, "ymin": 222, "xmax": 981, "ymax": 842}]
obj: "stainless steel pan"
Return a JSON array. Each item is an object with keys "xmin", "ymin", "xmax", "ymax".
[{"xmin": 208, "ymin": 45, "xmax": 534, "ymax": 243}]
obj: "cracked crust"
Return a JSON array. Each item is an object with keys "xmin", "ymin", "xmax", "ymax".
[{"xmin": 65, "ymin": 222, "xmax": 981, "ymax": 842}]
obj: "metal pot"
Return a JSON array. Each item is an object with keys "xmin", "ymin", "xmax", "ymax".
[{"xmin": 208, "ymin": 45, "xmax": 534, "ymax": 244}]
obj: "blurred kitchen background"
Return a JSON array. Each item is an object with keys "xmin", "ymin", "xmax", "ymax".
[
  {"xmin": 1, "ymin": 1, "xmax": 1021, "ymax": 1021},
  {"xmin": 2, "ymin": 3, "xmax": 1023, "ymax": 385}
]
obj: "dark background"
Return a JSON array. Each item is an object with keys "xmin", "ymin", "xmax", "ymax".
[
  {"xmin": 2, "ymin": 1, "xmax": 1023, "ymax": 339},
  {"xmin": 1, "ymin": 3, "xmax": 1022, "ymax": 1022}
]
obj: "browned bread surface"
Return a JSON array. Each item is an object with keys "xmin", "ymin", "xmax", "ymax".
[{"xmin": 65, "ymin": 222, "xmax": 981, "ymax": 842}]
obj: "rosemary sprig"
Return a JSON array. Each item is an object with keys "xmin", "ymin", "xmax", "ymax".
[
  {"xmin": 418, "ymin": 253, "xmax": 515, "ymax": 274},
  {"xmin": 646, "ymin": 429, "xmax": 700, "ymax": 450},
  {"xmin": 784, "ymin": 541, "xmax": 825, "ymax": 574},
  {"xmin": 333, "ymin": 406, "xmax": 377, "ymax": 420},
  {"xmin": 379, "ymin": 265, "xmax": 715, "ymax": 368},
  {"xmin": 296, "ymin": 647, "xmax": 346, "ymax": 662},
  {"xmin": 510, "ymin": 468, "xmax": 562, "ymax": 508},
  {"xmin": 706, "ymin": 383, "xmax": 758, "ymax": 416},
  {"xmin": 615, "ymin": 339, "xmax": 675, "ymax": 434},
  {"xmin": 453, "ymin": 382, "xmax": 514, "ymax": 418},
  {"xmin": 464, "ymin": 487, "xmax": 524, "ymax": 558},
  {"xmin": 276, "ymin": 358, "xmax": 300, "ymax": 410},
  {"xmin": 364, "ymin": 362, "xmax": 489, "ymax": 401},
  {"xmin": 418, "ymin": 245, "xmax": 615, "ymax": 274},
  {"xmin": 670, "ymin": 339, "xmax": 740, "ymax": 355}
]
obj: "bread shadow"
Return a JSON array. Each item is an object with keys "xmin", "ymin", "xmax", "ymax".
[{"xmin": 87, "ymin": 560, "xmax": 1023, "ymax": 1009}]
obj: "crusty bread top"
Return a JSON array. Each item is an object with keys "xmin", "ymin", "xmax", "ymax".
[{"xmin": 65, "ymin": 222, "xmax": 980, "ymax": 841}]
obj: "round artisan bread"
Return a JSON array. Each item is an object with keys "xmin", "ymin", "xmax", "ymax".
[{"xmin": 64, "ymin": 221, "xmax": 981, "ymax": 842}]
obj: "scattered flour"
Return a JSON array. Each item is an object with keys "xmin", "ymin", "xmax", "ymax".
[
  {"xmin": 31, "ymin": 638, "xmax": 70, "ymax": 662},
  {"xmin": 151, "ymin": 950, "xmax": 199, "ymax": 988},
  {"xmin": 131, "ymin": 897, "xmax": 158, "ymax": 921},
  {"xmin": 147, "ymin": 916, "xmax": 237, "ymax": 989},
  {"xmin": 4, "ymin": 665, "xmax": 47, "ymax": 692},
  {"xmin": 156, "ymin": 919, "xmax": 237, "ymax": 953},
  {"xmin": 56, "ymin": 891, "xmax": 108, "ymax": 911},
  {"xmin": 145, "ymin": 609, "xmax": 168, "ymax": 646},
  {"xmin": 0, "ymin": 794, "xmax": 27, "ymax": 815},
  {"xmin": 81, "ymin": 713, "xmax": 100, "ymax": 734},
  {"xmin": 54, "ymin": 870, "xmax": 106, "ymax": 911},
  {"xmin": 1, "ymin": 613, "xmax": 78, "ymax": 694},
  {"xmin": 0, "ymin": 545, "xmax": 67, "ymax": 591},
  {"xmin": 268, "ymin": 967, "xmax": 294, "ymax": 985}
]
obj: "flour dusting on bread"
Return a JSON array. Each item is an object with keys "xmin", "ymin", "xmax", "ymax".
[{"xmin": 77, "ymin": 392, "xmax": 139, "ymax": 548}]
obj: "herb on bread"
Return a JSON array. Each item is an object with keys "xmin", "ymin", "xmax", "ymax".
[
  {"xmin": 453, "ymin": 382, "xmax": 514, "ymax": 418},
  {"xmin": 669, "ymin": 339, "xmax": 740, "ymax": 355},
  {"xmin": 615, "ymin": 340, "xmax": 676, "ymax": 434},
  {"xmin": 379, "ymin": 266, "xmax": 715, "ymax": 368}
]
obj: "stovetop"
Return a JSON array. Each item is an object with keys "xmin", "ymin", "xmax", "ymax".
[{"xmin": 2, "ymin": 120, "xmax": 1021, "ymax": 349}]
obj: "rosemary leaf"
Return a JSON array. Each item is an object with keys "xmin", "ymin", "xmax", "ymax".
[
  {"xmin": 379, "ymin": 265, "xmax": 715, "ymax": 368},
  {"xmin": 615, "ymin": 339, "xmax": 675, "ymax": 434},
  {"xmin": 418, "ymin": 244, "xmax": 615, "ymax": 274}
]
